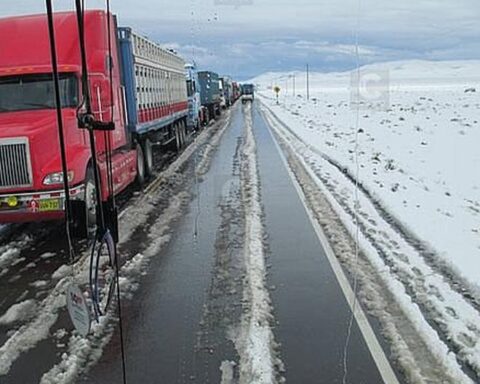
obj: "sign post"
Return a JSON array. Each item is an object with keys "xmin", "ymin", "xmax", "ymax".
[
  {"xmin": 306, "ymin": 63, "xmax": 310, "ymax": 101},
  {"xmin": 274, "ymin": 86, "xmax": 281, "ymax": 104}
]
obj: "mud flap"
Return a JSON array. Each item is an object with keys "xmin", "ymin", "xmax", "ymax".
[{"xmin": 70, "ymin": 200, "xmax": 88, "ymax": 239}]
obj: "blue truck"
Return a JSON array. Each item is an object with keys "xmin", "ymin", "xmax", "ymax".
[{"xmin": 197, "ymin": 71, "xmax": 221, "ymax": 121}]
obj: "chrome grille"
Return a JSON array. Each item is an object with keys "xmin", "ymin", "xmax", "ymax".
[{"xmin": 0, "ymin": 138, "xmax": 32, "ymax": 188}]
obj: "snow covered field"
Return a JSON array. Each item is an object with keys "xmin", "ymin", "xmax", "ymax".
[
  {"xmin": 253, "ymin": 60, "xmax": 480, "ymax": 381},
  {"xmin": 254, "ymin": 60, "xmax": 480, "ymax": 291}
]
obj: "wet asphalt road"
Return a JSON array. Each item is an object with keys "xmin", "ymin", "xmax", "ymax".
[
  {"xmin": 253, "ymin": 106, "xmax": 385, "ymax": 383},
  {"xmin": 82, "ymin": 103, "xmax": 392, "ymax": 383},
  {"xmin": 84, "ymin": 105, "xmax": 245, "ymax": 384},
  {"xmin": 0, "ymin": 102, "xmax": 398, "ymax": 383}
]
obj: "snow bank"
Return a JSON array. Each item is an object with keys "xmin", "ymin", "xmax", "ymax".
[
  {"xmin": 0, "ymin": 234, "xmax": 32, "ymax": 274},
  {"xmin": 0, "ymin": 290, "xmax": 66, "ymax": 375},
  {"xmin": 196, "ymin": 111, "xmax": 232, "ymax": 176},
  {"xmin": 0, "ymin": 300, "xmax": 37, "ymax": 325},
  {"xmin": 52, "ymin": 265, "xmax": 71, "ymax": 280}
]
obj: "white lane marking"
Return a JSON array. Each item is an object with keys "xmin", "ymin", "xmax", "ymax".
[{"xmin": 259, "ymin": 106, "xmax": 400, "ymax": 384}]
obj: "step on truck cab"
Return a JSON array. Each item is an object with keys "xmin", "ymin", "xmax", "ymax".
[{"xmin": 0, "ymin": 10, "xmax": 188, "ymax": 234}]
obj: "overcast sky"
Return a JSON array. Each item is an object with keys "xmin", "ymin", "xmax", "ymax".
[{"xmin": 2, "ymin": 1, "xmax": 480, "ymax": 79}]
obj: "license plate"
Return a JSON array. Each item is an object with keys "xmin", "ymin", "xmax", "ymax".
[{"xmin": 39, "ymin": 199, "xmax": 60, "ymax": 212}]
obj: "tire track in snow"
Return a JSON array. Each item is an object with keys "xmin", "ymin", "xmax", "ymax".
[
  {"xmin": 261, "ymin": 100, "xmax": 480, "ymax": 312},
  {"xmin": 229, "ymin": 103, "xmax": 282, "ymax": 384}
]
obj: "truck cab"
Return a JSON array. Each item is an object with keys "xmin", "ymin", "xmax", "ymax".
[
  {"xmin": 185, "ymin": 63, "xmax": 202, "ymax": 129},
  {"xmin": 241, "ymin": 83, "xmax": 255, "ymax": 103},
  {"xmin": 0, "ymin": 11, "xmax": 138, "ymax": 232},
  {"xmin": 220, "ymin": 76, "xmax": 233, "ymax": 108},
  {"xmin": 197, "ymin": 71, "xmax": 221, "ymax": 121}
]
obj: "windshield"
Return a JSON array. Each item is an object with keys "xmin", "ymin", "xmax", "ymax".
[
  {"xmin": 0, "ymin": 73, "xmax": 78, "ymax": 112},
  {"xmin": 186, "ymin": 79, "xmax": 194, "ymax": 97},
  {"xmin": 243, "ymin": 84, "xmax": 254, "ymax": 95},
  {"xmin": 0, "ymin": 2, "xmax": 479, "ymax": 384}
]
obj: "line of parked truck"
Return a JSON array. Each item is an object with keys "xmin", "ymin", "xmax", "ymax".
[{"xmin": 0, "ymin": 10, "xmax": 254, "ymax": 235}]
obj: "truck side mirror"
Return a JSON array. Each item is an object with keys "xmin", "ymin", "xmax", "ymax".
[{"xmin": 90, "ymin": 77, "xmax": 112, "ymax": 120}]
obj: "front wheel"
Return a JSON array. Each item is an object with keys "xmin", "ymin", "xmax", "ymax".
[
  {"xmin": 143, "ymin": 139, "xmax": 154, "ymax": 178},
  {"xmin": 72, "ymin": 166, "xmax": 97, "ymax": 239}
]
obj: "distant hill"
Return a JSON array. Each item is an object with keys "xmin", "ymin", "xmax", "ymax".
[{"xmin": 250, "ymin": 60, "xmax": 480, "ymax": 91}]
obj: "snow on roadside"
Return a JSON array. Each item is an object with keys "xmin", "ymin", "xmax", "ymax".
[
  {"xmin": 253, "ymin": 61, "xmax": 480, "ymax": 379},
  {"xmin": 40, "ymin": 252, "xmax": 56, "ymax": 260},
  {"xmin": 220, "ymin": 360, "xmax": 236, "ymax": 384},
  {"xmin": 0, "ymin": 234, "xmax": 33, "ymax": 275},
  {"xmin": 196, "ymin": 110, "xmax": 233, "ymax": 176},
  {"xmin": 0, "ymin": 300, "xmax": 37, "ymax": 325},
  {"xmin": 253, "ymin": 60, "xmax": 480, "ymax": 293},
  {"xmin": 232, "ymin": 103, "xmax": 281, "ymax": 384},
  {"xmin": 261, "ymin": 103, "xmax": 477, "ymax": 382},
  {"xmin": 52, "ymin": 265, "xmax": 71, "ymax": 280},
  {"xmin": 0, "ymin": 287, "xmax": 66, "ymax": 376}
]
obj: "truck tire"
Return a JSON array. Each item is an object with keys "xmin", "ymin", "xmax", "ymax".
[
  {"xmin": 136, "ymin": 143, "xmax": 145, "ymax": 187},
  {"xmin": 143, "ymin": 138, "xmax": 153, "ymax": 178},
  {"xmin": 181, "ymin": 121, "xmax": 187, "ymax": 146},
  {"xmin": 178, "ymin": 123, "xmax": 184, "ymax": 149},
  {"xmin": 175, "ymin": 123, "xmax": 183, "ymax": 151},
  {"xmin": 72, "ymin": 166, "xmax": 97, "ymax": 239}
]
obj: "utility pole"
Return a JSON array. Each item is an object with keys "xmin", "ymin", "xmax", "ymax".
[
  {"xmin": 293, "ymin": 74, "xmax": 296, "ymax": 97},
  {"xmin": 306, "ymin": 63, "xmax": 310, "ymax": 101}
]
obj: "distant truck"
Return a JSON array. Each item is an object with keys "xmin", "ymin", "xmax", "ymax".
[
  {"xmin": 185, "ymin": 62, "xmax": 206, "ymax": 129},
  {"xmin": 0, "ymin": 11, "xmax": 189, "ymax": 235},
  {"xmin": 242, "ymin": 83, "xmax": 255, "ymax": 103},
  {"xmin": 198, "ymin": 71, "xmax": 221, "ymax": 120},
  {"xmin": 219, "ymin": 76, "xmax": 233, "ymax": 108},
  {"xmin": 232, "ymin": 81, "xmax": 242, "ymax": 102}
]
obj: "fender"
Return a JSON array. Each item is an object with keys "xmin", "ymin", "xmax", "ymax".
[{"xmin": 41, "ymin": 144, "xmax": 92, "ymax": 187}]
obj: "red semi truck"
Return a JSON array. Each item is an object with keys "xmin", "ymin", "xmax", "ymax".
[{"xmin": 0, "ymin": 10, "xmax": 189, "ymax": 234}]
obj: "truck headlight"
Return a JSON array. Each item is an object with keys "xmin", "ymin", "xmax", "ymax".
[{"xmin": 43, "ymin": 171, "xmax": 74, "ymax": 185}]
